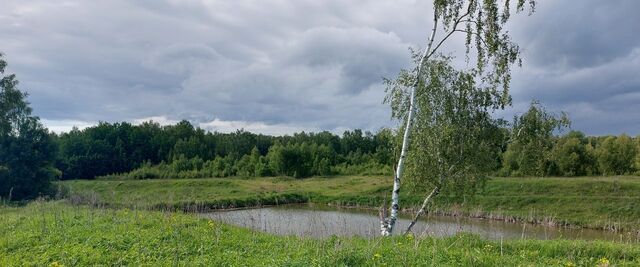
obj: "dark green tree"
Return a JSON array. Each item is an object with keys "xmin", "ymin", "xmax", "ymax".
[
  {"xmin": 550, "ymin": 131, "xmax": 596, "ymax": 176},
  {"xmin": 0, "ymin": 53, "xmax": 58, "ymax": 200}
]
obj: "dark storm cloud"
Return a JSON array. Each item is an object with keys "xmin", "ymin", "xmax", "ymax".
[
  {"xmin": 506, "ymin": 0, "xmax": 640, "ymax": 135},
  {"xmin": 0, "ymin": 0, "xmax": 638, "ymax": 135}
]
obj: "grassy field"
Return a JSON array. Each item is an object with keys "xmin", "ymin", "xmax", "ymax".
[
  {"xmin": 1, "ymin": 201, "xmax": 638, "ymax": 266},
  {"xmin": 61, "ymin": 175, "xmax": 640, "ymax": 231}
]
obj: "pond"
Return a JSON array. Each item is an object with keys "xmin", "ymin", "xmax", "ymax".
[{"xmin": 201, "ymin": 204, "xmax": 630, "ymax": 241}]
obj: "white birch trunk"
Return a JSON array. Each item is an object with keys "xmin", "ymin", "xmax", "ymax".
[{"xmin": 381, "ymin": 15, "xmax": 439, "ymax": 236}]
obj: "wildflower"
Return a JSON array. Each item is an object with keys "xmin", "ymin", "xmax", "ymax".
[
  {"xmin": 564, "ymin": 261, "xmax": 575, "ymax": 267},
  {"xmin": 406, "ymin": 233, "xmax": 414, "ymax": 241},
  {"xmin": 50, "ymin": 262, "xmax": 64, "ymax": 267},
  {"xmin": 483, "ymin": 244, "xmax": 493, "ymax": 251},
  {"xmin": 597, "ymin": 257, "xmax": 610, "ymax": 267},
  {"xmin": 207, "ymin": 221, "xmax": 215, "ymax": 228},
  {"xmin": 373, "ymin": 253, "xmax": 382, "ymax": 260}
]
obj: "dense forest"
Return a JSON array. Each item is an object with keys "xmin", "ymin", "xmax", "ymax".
[
  {"xmin": 53, "ymin": 122, "xmax": 395, "ymax": 180},
  {"xmin": 51, "ymin": 104, "xmax": 640, "ymax": 181}
]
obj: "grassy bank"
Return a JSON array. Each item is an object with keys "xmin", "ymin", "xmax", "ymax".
[
  {"xmin": 60, "ymin": 176, "xmax": 388, "ymax": 210},
  {"xmin": 1, "ymin": 201, "xmax": 638, "ymax": 266},
  {"xmin": 60, "ymin": 175, "xmax": 640, "ymax": 231}
]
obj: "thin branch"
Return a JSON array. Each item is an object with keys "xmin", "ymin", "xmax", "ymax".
[
  {"xmin": 453, "ymin": 29, "xmax": 489, "ymax": 47},
  {"xmin": 459, "ymin": 19, "xmax": 479, "ymax": 25},
  {"xmin": 425, "ymin": 3, "xmax": 474, "ymax": 60}
]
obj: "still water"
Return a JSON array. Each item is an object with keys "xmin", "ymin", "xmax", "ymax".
[{"xmin": 202, "ymin": 204, "xmax": 629, "ymax": 241}]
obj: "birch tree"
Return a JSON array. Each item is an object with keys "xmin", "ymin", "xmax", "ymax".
[{"xmin": 380, "ymin": 0, "xmax": 536, "ymax": 236}]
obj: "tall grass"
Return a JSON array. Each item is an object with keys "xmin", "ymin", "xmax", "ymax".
[{"xmin": 2, "ymin": 201, "xmax": 639, "ymax": 266}]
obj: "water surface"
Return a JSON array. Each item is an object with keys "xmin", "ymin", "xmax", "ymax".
[{"xmin": 202, "ymin": 204, "xmax": 629, "ymax": 241}]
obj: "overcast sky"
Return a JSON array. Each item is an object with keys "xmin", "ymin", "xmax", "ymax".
[{"xmin": 1, "ymin": 0, "xmax": 639, "ymax": 136}]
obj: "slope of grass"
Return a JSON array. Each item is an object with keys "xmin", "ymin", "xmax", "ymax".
[
  {"xmin": 60, "ymin": 175, "xmax": 640, "ymax": 231},
  {"xmin": 1, "ymin": 201, "xmax": 637, "ymax": 266},
  {"xmin": 60, "ymin": 176, "xmax": 388, "ymax": 209}
]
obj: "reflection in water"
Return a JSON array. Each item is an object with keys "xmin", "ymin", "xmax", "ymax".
[{"xmin": 201, "ymin": 204, "xmax": 628, "ymax": 241}]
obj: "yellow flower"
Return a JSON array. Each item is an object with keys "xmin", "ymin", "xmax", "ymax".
[
  {"xmin": 597, "ymin": 257, "xmax": 610, "ymax": 267},
  {"xmin": 564, "ymin": 261, "xmax": 575, "ymax": 267},
  {"xmin": 49, "ymin": 262, "xmax": 64, "ymax": 267},
  {"xmin": 373, "ymin": 253, "xmax": 382, "ymax": 260},
  {"xmin": 207, "ymin": 221, "xmax": 215, "ymax": 228},
  {"xmin": 406, "ymin": 234, "xmax": 414, "ymax": 241}
]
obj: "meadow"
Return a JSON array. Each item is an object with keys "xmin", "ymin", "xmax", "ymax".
[{"xmin": 1, "ymin": 201, "xmax": 638, "ymax": 266}]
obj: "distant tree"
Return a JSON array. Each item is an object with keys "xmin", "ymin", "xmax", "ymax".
[
  {"xmin": 0, "ymin": 53, "xmax": 58, "ymax": 200},
  {"xmin": 382, "ymin": 0, "xmax": 537, "ymax": 236},
  {"xmin": 501, "ymin": 101, "xmax": 569, "ymax": 177},
  {"xmin": 172, "ymin": 136, "xmax": 212, "ymax": 160},
  {"xmin": 551, "ymin": 131, "xmax": 596, "ymax": 176},
  {"xmin": 372, "ymin": 128, "xmax": 396, "ymax": 166},
  {"xmin": 597, "ymin": 135, "xmax": 637, "ymax": 175}
]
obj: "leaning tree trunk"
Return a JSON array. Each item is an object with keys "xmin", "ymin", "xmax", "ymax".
[
  {"xmin": 404, "ymin": 185, "xmax": 440, "ymax": 235},
  {"xmin": 380, "ymin": 15, "xmax": 439, "ymax": 236}
]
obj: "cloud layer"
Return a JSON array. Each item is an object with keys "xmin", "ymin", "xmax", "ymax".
[{"xmin": 1, "ymin": 0, "xmax": 638, "ymax": 135}]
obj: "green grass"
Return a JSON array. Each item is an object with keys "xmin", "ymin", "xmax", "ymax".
[
  {"xmin": 1, "ymin": 201, "xmax": 638, "ymax": 266},
  {"xmin": 60, "ymin": 176, "xmax": 388, "ymax": 210},
  {"xmin": 60, "ymin": 175, "xmax": 640, "ymax": 231},
  {"xmin": 455, "ymin": 176, "xmax": 640, "ymax": 231}
]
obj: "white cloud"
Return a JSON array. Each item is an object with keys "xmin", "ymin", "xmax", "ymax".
[
  {"xmin": 43, "ymin": 116, "xmax": 322, "ymax": 136},
  {"xmin": 41, "ymin": 119, "xmax": 95, "ymax": 134},
  {"xmin": 199, "ymin": 118, "xmax": 318, "ymax": 136}
]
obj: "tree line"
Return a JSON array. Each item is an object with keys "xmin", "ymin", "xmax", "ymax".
[
  {"xmin": 53, "ymin": 103, "xmax": 640, "ymax": 181},
  {"xmin": 54, "ymin": 122, "xmax": 396, "ymax": 180},
  {"xmin": 499, "ymin": 102, "xmax": 640, "ymax": 177}
]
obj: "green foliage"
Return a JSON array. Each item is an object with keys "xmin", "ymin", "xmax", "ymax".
[
  {"xmin": 501, "ymin": 101, "xmax": 570, "ymax": 177},
  {"xmin": 266, "ymin": 142, "xmax": 334, "ymax": 178},
  {"xmin": 597, "ymin": 135, "xmax": 637, "ymax": 175},
  {"xmin": 0, "ymin": 53, "xmax": 58, "ymax": 200},
  {"xmin": 387, "ymin": 57, "xmax": 507, "ymax": 196},
  {"xmin": 429, "ymin": 0, "xmax": 536, "ymax": 109},
  {"xmin": 550, "ymin": 131, "xmax": 597, "ymax": 176},
  {"xmin": 497, "ymin": 107, "xmax": 639, "ymax": 177},
  {"xmin": 56, "ymin": 123, "xmax": 396, "ymax": 179}
]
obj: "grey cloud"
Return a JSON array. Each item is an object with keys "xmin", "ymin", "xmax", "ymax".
[
  {"xmin": 285, "ymin": 27, "xmax": 409, "ymax": 94},
  {"xmin": 512, "ymin": 0, "xmax": 640, "ymax": 70},
  {"xmin": 0, "ymin": 0, "xmax": 638, "ymax": 135}
]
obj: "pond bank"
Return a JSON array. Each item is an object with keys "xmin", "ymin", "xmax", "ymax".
[{"xmin": 59, "ymin": 175, "xmax": 640, "ymax": 233}]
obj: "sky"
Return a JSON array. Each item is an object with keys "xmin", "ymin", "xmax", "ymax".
[{"xmin": 1, "ymin": 0, "xmax": 639, "ymax": 136}]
